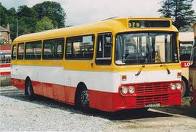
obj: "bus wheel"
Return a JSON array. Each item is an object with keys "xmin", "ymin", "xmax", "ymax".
[
  {"xmin": 25, "ymin": 78, "xmax": 34, "ymax": 99},
  {"xmin": 76, "ymin": 85, "xmax": 89, "ymax": 111},
  {"xmin": 181, "ymin": 78, "xmax": 189, "ymax": 97}
]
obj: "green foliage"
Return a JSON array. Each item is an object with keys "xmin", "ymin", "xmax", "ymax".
[
  {"xmin": 33, "ymin": 1, "xmax": 65, "ymax": 28},
  {"xmin": 0, "ymin": 1, "xmax": 66, "ymax": 40},
  {"xmin": 158, "ymin": 0, "xmax": 196, "ymax": 31},
  {"xmin": 35, "ymin": 17, "xmax": 54, "ymax": 32}
]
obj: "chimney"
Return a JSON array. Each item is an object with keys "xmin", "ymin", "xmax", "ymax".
[{"xmin": 6, "ymin": 24, "xmax": 11, "ymax": 44}]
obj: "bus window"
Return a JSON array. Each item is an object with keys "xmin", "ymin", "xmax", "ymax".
[
  {"xmin": 43, "ymin": 38, "xmax": 64, "ymax": 59},
  {"xmin": 192, "ymin": 47, "xmax": 196, "ymax": 66},
  {"xmin": 96, "ymin": 33, "xmax": 112, "ymax": 65},
  {"xmin": 17, "ymin": 43, "xmax": 24, "ymax": 60},
  {"xmin": 25, "ymin": 41, "xmax": 42, "ymax": 60},
  {"xmin": 11, "ymin": 45, "xmax": 17, "ymax": 60},
  {"xmin": 65, "ymin": 35, "xmax": 94, "ymax": 59},
  {"xmin": 180, "ymin": 42, "xmax": 193, "ymax": 61}
]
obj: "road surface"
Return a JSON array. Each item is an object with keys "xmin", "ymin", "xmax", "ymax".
[{"xmin": 0, "ymin": 86, "xmax": 196, "ymax": 131}]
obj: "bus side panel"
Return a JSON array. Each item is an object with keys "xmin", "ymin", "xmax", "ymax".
[
  {"xmin": 32, "ymin": 81, "xmax": 43, "ymax": 96},
  {"xmin": 11, "ymin": 78, "xmax": 25, "ymax": 90},
  {"xmin": 53, "ymin": 85, "xmax": 66, "ymax": 102},
  {"xmin": 88, "ymin": 90, "xmax": 114, "ymax": 111},
  {"xmin": 42, "ymin": 83, "xmax": 54, "ymax": 99},
  {"xmin": 64, "ymin": 86, "xmax": 76, "ymax": 105},
  {"xmin": 32, "ymin": 80, "xmax": 76, "ymax": 105}
]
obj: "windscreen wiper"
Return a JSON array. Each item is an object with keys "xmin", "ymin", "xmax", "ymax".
[
  {"xmin": 156, "ymin": 53, "xmax": 171, "ymax": 74},
  {"xmin": 160, "ymin": 64, "xmax": 171, "ymax": 74},
  {"xmin": 135, "ymin": 65, "xmax": 145, "ymax": 76}
]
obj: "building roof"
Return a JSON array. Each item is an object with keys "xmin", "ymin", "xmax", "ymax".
[{"xmin": 0, "ymin": 26, "xmax": 9, "ymax": 32}]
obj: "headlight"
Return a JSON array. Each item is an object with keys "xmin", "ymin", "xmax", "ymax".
[
  {"xmin": 175, "ymin": 83, "xmax": 181, "ymax": 90},
  {"xmin": 170, "ymin": 83, "xmax": 176, "ymax": 90},
  {"xmin": 128, "ymin": 86, "xmax": 135, "ymax": 94},
  {"xmin": 121, "ymin": 86, "xmax": 128, "ymax": 95}
]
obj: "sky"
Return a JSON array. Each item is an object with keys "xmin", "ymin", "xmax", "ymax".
[{"xmin": 1, "ymin": 0, "xmax": 196, "ymax": 26}]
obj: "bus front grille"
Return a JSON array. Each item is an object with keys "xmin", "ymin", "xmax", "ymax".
[
  {"xmin": 136, "ymin": 94, "xmax": 168, "ymax": 107},
  {"xmin": 134, "ymin": 82, "xmax": 170, "ymax": 95}
]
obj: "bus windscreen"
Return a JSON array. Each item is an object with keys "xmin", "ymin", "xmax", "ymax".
[{"xmin": 115, "ymin": 32, "xmax": 178, "ymax": 65}]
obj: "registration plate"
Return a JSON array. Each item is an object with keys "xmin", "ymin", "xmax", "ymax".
[{"xmin": 145, "ymin": 103, "xmax": 160, "ymax": 108}]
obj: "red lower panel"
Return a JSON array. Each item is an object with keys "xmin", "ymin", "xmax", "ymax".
[
  {"xmin": 12, "ymin": 78, "xmax": 181, "ymax": 112},
  {"xmin": 89, "ymin": 90, "xmax": 181, "ymax": 112},
  {"xmin": 0, "ymin": 63, "xmax": 11, "ymax": 68},
  {"xmin": 32, "ymin": 81, "xmax": 43, "ymax": 95},
  {"xmin": 12, "ymin": 78, "xmax": 75, "ymax": 105},
  {"xmin": 0, "ymin": 72, "xmax": 11, "ymax": 76},
  {"xmin": 11, "ymin": 78, "xmax": 25, "ymax": 90}
]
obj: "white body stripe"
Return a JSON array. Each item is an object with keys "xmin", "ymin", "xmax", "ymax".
[
  {"xmin": 0, "ymin": 67, "xmax": 11, "ymax": 73},
  {"xmin": 11, "ymin": 65, "xmax": 181, "ymax": 93}
]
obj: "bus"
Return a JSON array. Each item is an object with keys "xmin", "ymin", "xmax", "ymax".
[
  {"xmin": 179, "ymin": 32, "xmax": 194, "ymax": 97},
  {"xmin": 0, "ymin": 44, "xmax": 11, "ymax": 76},
  {"xmin": 190, "ymin": 24, "xmax": 196, "ymax": 105},
  {"xmin": 11, "ymin": 17, "xmax": 182, "ymax": 112}
]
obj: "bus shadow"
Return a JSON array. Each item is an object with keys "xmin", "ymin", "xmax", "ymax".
[
  {"xmin": 0, "ymin": 86, "xmax": 173, "ymax": 120},
  {"xmin": 88, "ymin": 109, "xmax": 173, "ymax": 120},
  {"xmin": 155, "ymin": 105, "xmax": 196, "ymax": 118}
]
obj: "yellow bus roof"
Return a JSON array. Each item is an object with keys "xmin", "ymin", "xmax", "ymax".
[{"xmin": 13, "ymin": 17, "xmax": 178, "ymax": 44}]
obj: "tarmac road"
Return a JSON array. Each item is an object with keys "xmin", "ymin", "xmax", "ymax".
[{"xmin": 0, "ymin": 86, "xmax": 196, "ymax": 132}]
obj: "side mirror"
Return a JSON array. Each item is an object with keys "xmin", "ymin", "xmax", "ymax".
[{"xmin": 190, "ymin": 60, "xmax": 193, "ymax": 66}]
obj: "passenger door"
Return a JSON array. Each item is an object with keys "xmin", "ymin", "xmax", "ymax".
[{"xmin": 95, "ymin": 33, "xmax": 112, "ymax": 65}]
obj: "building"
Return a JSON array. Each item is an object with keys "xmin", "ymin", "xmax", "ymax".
[{"xmin": 0, "ymin": 25, "xmax": 10, "ymax": 44}]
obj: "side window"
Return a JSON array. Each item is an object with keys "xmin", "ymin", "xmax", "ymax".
[
  {"xmin": 65, "ymin": 35, "xmax": 94, "ymax": 59},
  {"xmin": 192, "ymin": 47, "xmax": 196, "ymax": 66},
  {"xmin": 25, "ymin": 41, "xmax": 42, "ymax": 60},
  {"xmin": 43, "ymin": 38, "xmax": 64, "ymax": 59},
  {"xmin": 17, "ymin": 43, "xmax": 24, "ymax": 60},
  {"xmin": 96, "ymin": 33, "xmax": 112, "ymax": 65},
  {"xmin": 11, "ymin": 45, "xmax": 17, "ymax": 60}
]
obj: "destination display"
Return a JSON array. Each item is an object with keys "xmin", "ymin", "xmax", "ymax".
[{"xmin": 129, "ymin": 20, "xmax": 170, "ymax": 28}]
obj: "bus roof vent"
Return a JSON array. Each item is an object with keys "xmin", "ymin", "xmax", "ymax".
[{"xmin": 101, "ymin": 17, "xmax": 118, "ymax": 21}]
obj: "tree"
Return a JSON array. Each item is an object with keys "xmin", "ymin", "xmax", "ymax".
[
  {"xmin": 7, "ymin": 8, "xmax": 17, "ymax": 40},
  {"xmin": 0, "ymin": 1, "xmax": 66, "ymax": 40},
  {"xmin": 158, "ymin": 0, "xmax": 196, "ymax": 31},
  {"xmin": 35, "ymin": 17, "xmax": 54, "ymax": 32},
  {"xmin": 33, "ymin": 1, "xmax": 66, "ymax": 28},
  {"xmin": 0, "ymin": 2, "xmax": 8, "ymax": 26},
  {"xmin": 17, "ymin": 5, "xmax": 37, "ymax": 34}
]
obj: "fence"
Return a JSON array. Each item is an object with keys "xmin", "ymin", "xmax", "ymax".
[{"xmin": 0, "ymin": 63, "xmax": 11, "ymax": 86}]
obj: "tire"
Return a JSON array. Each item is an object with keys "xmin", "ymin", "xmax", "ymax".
[
  {"xmin": 25, "ymin": 78, "xmax": 34, "ymax": 99},
  {"xmin": 181, "ymin": 78, "xmax": 189, "ymax": 97},
  {"xmin": 76, "ymin": 86, "xmax": 89, "ymax": 111}
]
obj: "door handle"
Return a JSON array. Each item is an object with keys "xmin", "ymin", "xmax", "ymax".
[{"xmin": 91, "ymin": 63, "xmax": 94, "ymax": 67}]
